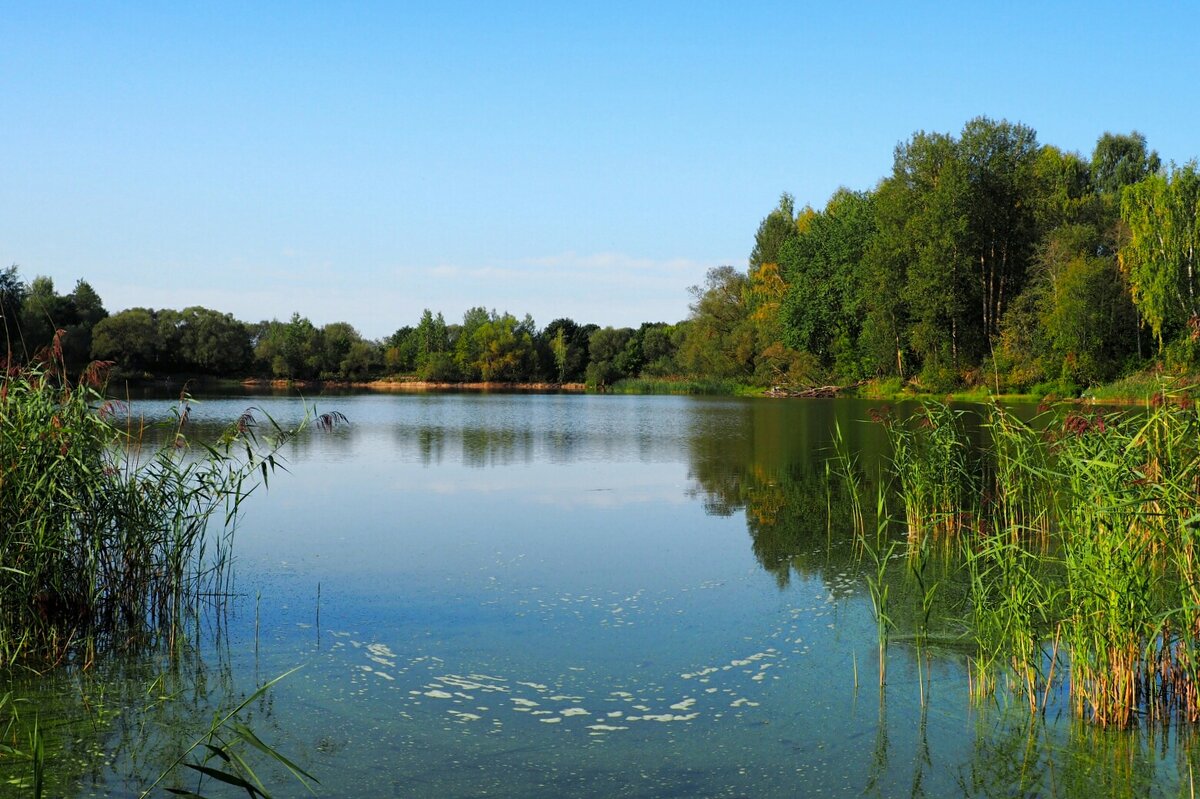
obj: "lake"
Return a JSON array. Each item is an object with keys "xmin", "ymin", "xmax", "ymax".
[{"xmin": 7, "ymin": 393, "xmax": 1196, "ymax": 797}]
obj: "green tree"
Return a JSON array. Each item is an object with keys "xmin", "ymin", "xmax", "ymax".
[
  {"xmin": 860, "ymin": 177, "xmax": 914, "ymax": 377},
  {"xmin": 19, "ymin": 276, "xmax": 74, "ymax": 358},
  {"xmin": 413, "ymin": 309, "xmax": 451, "ymax": 378},
  {"xmin": 472, "ymin": 312, "xmax": 534, "ymax": 382},
  {"xmin": 454, "ymin": 306, "xmax": 490, "ymax": 380},
  {"xmin": 958, "ymin": 116, "xmax": 1041, "ymax": 345},
  {"xmin": 384, "ymin": 325, "xmax": 417, "ymax": 374},
  {"xmin": 341, "ymin": 339, "xmax": 384, "ymax": 380},
  {"xmin": 1092, "ymin": 131, "xmax": 1161, "ymax": 197},
  {"xmin": 1043, "ymin": 254, "xmax": 1135, "ymax": 384},
  {"xmin": 1120, "ymin": 162, "xmax": 1200, "ymax": 348},
  {"xmin": 62, "ymin": 279, "xmax": 108, "ymax": 367},
  {"xmin": 779, "ymin": 188, "xmax": 876, "ymax": 378},
  {"xmin": 539, "ymin": 318, "xmax": 593, "ymax": 382},
  {"xmin": 586, "ymin": 326, "xmax": 634, "ymax": 387},
  {"xmin": 1032, "ymin": 146, "xmax": 1099, "ymax": 233},
  {"xmin": 0, "ymin": 265, "xmax": 27, "ymax": 359},
  {"xmin": 677, "ymin": 266, "xmax": 753, "ymax": 379},
  {"xmin": 550, "ymin": 327, "xmax": 568, "ymax": 382},
  {"xmin": 319, "ymin": 322, "xmax": 363, "ymax": 378},
  {"xmin": 894, "ymin": 130, "xmax": 974, "ymax": 383},
  {"xmin": 640, "ymin": 323, "xmax": 680, "ymax": 376},
  {"xmin": 154, "ymin": 308, "xmax": 186, "ymax": 372},
  {"xmin": 254, "ymin": 313, "xmax": 322, "ymax": 379},
  {"xmin": 177, "ymin": 307, "xmax": 252, "ymax": 374},
  {"xmin": 856, "ymin": 119, "xmax": 1043, "ymax": 387},
  {"xmin": 91, "ymin": 308, "xmax": 160, "ymax": 371},
  {"xmin": 749, "ymin": 193, "xmax": 798, "ymax": 272}
]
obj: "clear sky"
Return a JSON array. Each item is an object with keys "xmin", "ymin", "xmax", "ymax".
[{"xmin": 3, "ymin": 1, "xmax": 1198, "ymax": 339}]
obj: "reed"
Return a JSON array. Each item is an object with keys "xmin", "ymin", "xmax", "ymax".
[
  {"xmin": 858, "ymin": 395, "xmax": 1200, "ymax": 728},
  {"xmin": 830, "ymin": 420, "xmax": 867, "ymax": 545},
  {"xmin": 863, "ymin": 536, "xmax": 896, "ymax": 690},
  {"xmin": 878, "ymin": 402, "xmax": 979, "ymax": 545},
  {"xmin": 0, "ymin": 342, "xmax": 322, "ymax": 667}
]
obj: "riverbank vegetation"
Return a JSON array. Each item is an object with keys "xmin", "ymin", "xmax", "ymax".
[
  {"xmin": 839, "ymin": 398, "xmax": 1200, "ymax": 729},
  {"xmin": 0, "ymin": 339, "xmax": 305, "ymax": 669},
  {"xmin": 0, "ymin": 342, "xmax": 325, "ymax": 794},
  {"xmin": 3, "ymin": 117, "xmax": 1197, "ymax": 399}
]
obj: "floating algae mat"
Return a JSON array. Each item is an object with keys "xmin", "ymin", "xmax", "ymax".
[{"xmin": 8, "ymin": 393, "xmax": 1200, "ymax": 797}]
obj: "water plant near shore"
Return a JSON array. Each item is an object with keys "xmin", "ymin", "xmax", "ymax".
[
  {"xmin": 877, "ymin": 403, "xmax": 979, "ymax": 545},
  {"xmin": 0, "ymin": 338, "xmax": 326, "ymax": 668},
  {"xmin": 863, "ymin": 396, "xmax": 1200, "ymax": 728}
]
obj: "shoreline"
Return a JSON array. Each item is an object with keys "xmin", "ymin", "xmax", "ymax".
[
  {"xmin": 239, "ymin": 377, "xmax": 589, "ymax": 392},
  {"xmin": 116, "ymin": 373, "xmax": 1198, "ymax": 405}
]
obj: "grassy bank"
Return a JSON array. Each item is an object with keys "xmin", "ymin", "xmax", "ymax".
[
  {"xmin": 851, "ymin": 370, "xmax": 1200, "ymax": 406},
  {"xmin": 605, "ymin": 377, "xmax": 758, "ymax": 395}
]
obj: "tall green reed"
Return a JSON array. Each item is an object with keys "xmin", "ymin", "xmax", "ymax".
[
  {"xmin": 0, "ymin": 339, "xmax": 335, "ymax": 668},
  {"xmin": 878, "ymin": 402, "xmax": 979, "ymax": 545},
  {"xmin": 864, "ymin": 395, "xmax": 1200, "ymax": 728}
]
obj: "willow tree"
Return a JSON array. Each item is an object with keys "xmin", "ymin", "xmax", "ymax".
[{"xmin": 1120, "ymin": 162, "xmax": 1200, "ymax": 348}]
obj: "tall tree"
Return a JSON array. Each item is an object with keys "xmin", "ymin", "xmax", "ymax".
[
  {"xmin": 413, "ymin": 309, "xmax": 450, "ymax": 371},
  {"xmin": 749, "ymin": 193, "xmax": 798, "ymax": 272},
  {"xmin": 20, "ymin": 276, "xmax": 74, "ymax": 357},
  {"xmin": 678, "ymin": 266, "xmax": 753, "ymax": 379},
  {"xmin": 549, "ymin": 327, "xmax": 568, "ymax": 383},
  {"xmin": 779, "ymin": 188, "xmax": 876, "ymax": 377},
  {"xmin": 63, "ymin": 279, "xmax": 108, "ymax": 366},
  {"xmin": 472, "ymin": 313, "xmax": 534, "ymax": 382},
  {"xmin": 1120, "ymin": 162, "xmax": 1200, "ymax": 348},
  {"xmin": 539, "ymin": 318, "xmax": 592, "ymax": 382},
  {"xmin": 893, "ymin": 130, "xmax": 974, "ymax": 379},
  {"xmin": 586, "ymin": 326, "xmax": 634, "ymax": 387},
  {"xmin": 1092, "ymin": 131, "xmax": 1161, "ymax": 197},
  {"xmin": 959, "ymin": 116, "xmax": 1041, "ymax": 345},
  {"xmin": 91, "ymin": 308, "xmax": 160, "ymax": 371},
  {"xmin": 0, "ymin": 266, "xmax": 27, "ymax": 359},
  {"xmin": 1042, "ymin": 253, "xmax": 1135, "ymax": 384},
  {"xmin": 454, "ymin": 306, "xmax": 491, "ymax": 380},
  {"xmin": 178, "ymin": 307, "xmax": 252, "ymax": 374}
]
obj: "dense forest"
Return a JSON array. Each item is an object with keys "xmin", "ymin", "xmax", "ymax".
[{"xmin": 3, "ymin": 117, "xmax": 1197, "ymax": 395}]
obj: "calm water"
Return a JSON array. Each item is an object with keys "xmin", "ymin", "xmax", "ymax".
[{"xmin": 7, "ymin": 393, "xmax": 1197, "ymax": 797}]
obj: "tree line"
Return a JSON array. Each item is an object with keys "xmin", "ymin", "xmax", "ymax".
[
  {"xmin": 0, "ymin": 273, "xmax": 689, "ymax": 386},
  {"xmin": 3, "ymin": 116, "xmax": 1197, "ymax": 393}
]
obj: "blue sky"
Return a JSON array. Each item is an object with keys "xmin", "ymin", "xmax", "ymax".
[{"xmin": 3, "ymin": 1, "xmax": 1198, "ymax": 338}]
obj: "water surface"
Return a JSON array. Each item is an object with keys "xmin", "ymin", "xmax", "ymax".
[{"xmin": 9, "ymin": 393, "xmax": 1195, "ymax": 798}]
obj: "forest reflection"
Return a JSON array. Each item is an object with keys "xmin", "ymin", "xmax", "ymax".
[{"xmin": 684, "ymin": 399, "xmax": 890, "ymax": 590}]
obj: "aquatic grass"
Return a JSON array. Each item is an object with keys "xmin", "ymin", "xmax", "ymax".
[
  {"xmin": 863, "ymin": 535, "xmax": 897, "ymax": 690},
  {"xmin": 877, "ymin": 402, "xmax": 979, "ymax": 546},
  {"xmin": 141, "ymin": 667, "xmax": 317, "ymax": 799},
  {"xmin": 984, "ymin": 403, "xmax": 1056, "ymax": 546},
  {"xmin": 0, "ymin": 342, "xmax": 330, "ymax": 668},
  {"xmin": 829, "ymin": 419, "xmax": 867, "ymax": 545},
  {"xmin": 853, "ymin": 395, "xmax": 1200, "ymax": 728},
  {"xmin": 963, "ymin": 526, "xmax": 1060, "ymax": 713}
]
